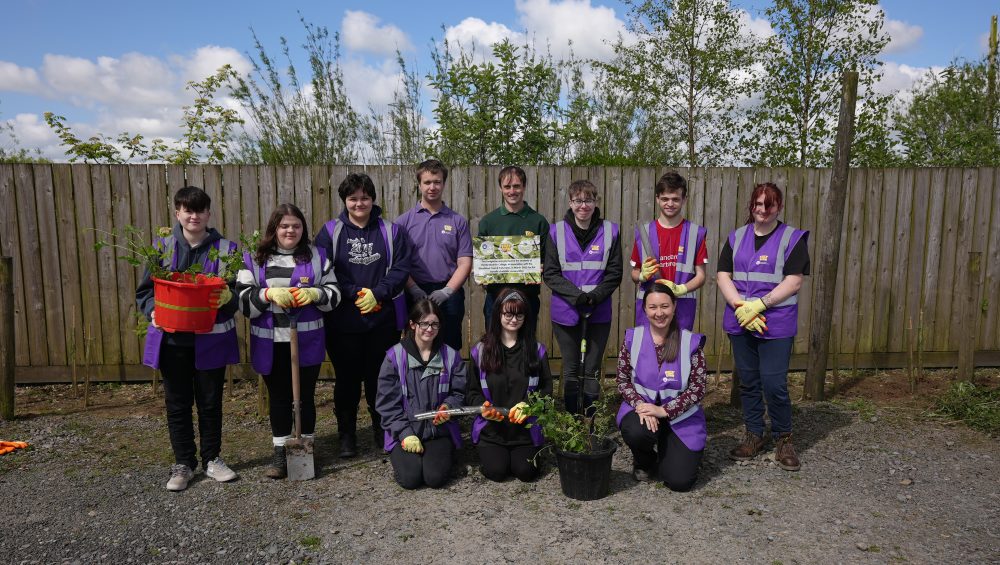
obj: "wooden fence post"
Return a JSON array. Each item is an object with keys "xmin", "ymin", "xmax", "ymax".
[
  {"xmin": 0, "ymin": 257, "xmax": 14, "ymax": 420},
  {"xmin": 805, "ymin": 71, "xmax": 858, "ymax": 400},
  {"xmin": 958, "ymin": 252, "xmax": 982, "ymax": 382}
]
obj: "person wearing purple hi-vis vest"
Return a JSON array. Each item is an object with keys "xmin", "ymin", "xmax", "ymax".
[
  {"xmin": 375, "ymin": 300, "xmax": 466, "ymax": 489},
  {"xmin": 314, "ymin": 173, "xmax": 412, "ymax": 459},
  {"xmin": 616, "ymin": 283, "xmax": 708, "ymax": 491},
  {"xmin": 542, "ymin": 179, "xmax": 623, "ymax": 416},
  {"xmin": 136, "ymin": 186, "xmax": 240, "ymax": 492},
  {"xmin": 467, "ymin": 288, "xmax": 553, "ymax": 483},
  {"xmin": 630, "ymin": 171, "xmax": 708, "ymax": 329},
  {"xmin": 717, "ymin": 183, "xmax": 810, "ymax": 472},
  {"xmin": 237, "ymin": 204, "xmax": 340, "ymax": 480}
]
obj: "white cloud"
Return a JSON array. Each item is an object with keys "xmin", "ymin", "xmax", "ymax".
[
  {"xmin": 737, "ymin": 8, "xmax": 774, "ymax": 41},
  {"xmin": 341, "ymin": 58, "xmax": 407, "ymax": 110},
  {"xmin": 342, "ymin": 10, "xmax": 413, "ymax": 56},
  {"xmin": 8, "ymin": 113, "xmax": 55, "ymax": 146},
  {"xmin": 515, "ymin": 0, "xmax": 626, "ymax": 61},
  {"xmin": 0, "ymin": 62, "xmax": 44, "ymax": 94},
  {"xmin": 173, "ymin": 45, "xmax": 252, "ymax": 84},
  {"xmin": 875, "ymin": 61, "xmax": 935, "ymax": 95},
  {"xmin": 883, "ymin": 17, "xmax": 923, "ymax": 54},
  {"xmin": 40, "ymin": 52, "xmax": 178, "ymax": 110},
  {"xmin": 444, "ymin": 17, "xmax": 523, "ymax": 54}
]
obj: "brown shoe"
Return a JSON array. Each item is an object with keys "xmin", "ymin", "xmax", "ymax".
[
  {"xmin": 729, "ymin": 430, "xmax": 766, "ymax": 461},
  {"xmin": 264, "ymin": 446, "xmax": 287, "ymax": 479},
  {"xmin": 775, "ymin": 433, "xmax": 801, "ymax": 471}
]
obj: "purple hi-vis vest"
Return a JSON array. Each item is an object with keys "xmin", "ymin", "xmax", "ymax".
[
  {"xmin": 722, "ymin": 223, "xmax": 807, "ymax": 339},
  {"xmin": 142, "ymin": 236, "xmax": 240, "ymax": 371},
  {"xmin": 634, "ymin": 220, "xmax": 706, "ymax": 330},
  {"xmin": 550, "ymin": 220, "xmax": 619, "ymax": 326},
  {"xmin": 470, "ymin": 341, "xmax": 546, "ymax": 447},
  {"xmin": 244, "ymin": 246, "xmax": 328, "ymax": 375},
  {"xmin": 616, "ymin": 326, "xmax": 706, "ymax": 451},
  {"xmin": 323, "ymin": 218, "xmax": 407, "ymax": 331},
  {"xmin": 382, "ymin": 344, "xmax": 463, "ymax": 452}
]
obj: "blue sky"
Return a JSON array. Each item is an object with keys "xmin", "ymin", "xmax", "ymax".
[{"xmin": 1, "ymin": 0, "xmax": 996, "ymax": 159}]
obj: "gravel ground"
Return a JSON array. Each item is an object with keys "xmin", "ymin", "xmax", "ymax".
[{"xmin": 0, "ymin": 381, "xmax": 997, "ymax": 564}]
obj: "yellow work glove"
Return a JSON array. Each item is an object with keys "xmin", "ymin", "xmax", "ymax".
[
  {"xmin": 508, "ymin": 401, "xmax": 529, "ymax": 424},
  {"xmin": 481, "ymin": 401, "xmax": 505, "ymax": 422},
  {"xmin": 654, "ymin": 279, "xmax": 689, "ymax": 296},
  {"xmin": 401, "ymin": 435, "xmax": 424, "ymax": 454},
  {"xmin": 744, "ymin": 315, "xmax": 768, "ymax": 334},
  {"xmin": 265, "ymin": 287, "xmax": 296, "ymax": 308},
  {"xmin": 291, "ymin": 287, "xmax": 322, "ymax": 307},
  {"xmin": 734, "ymin": 298, "xmax": 767, "ymax": 327},
  {"xmin": 432, "ymin": 404, "xmax": 450, "ymax": 426},
  {"xmin": 355, "ymin": 288, "xmax": 378, "ymax": 314},
  {"xmin": 639, "ymin": 257, "xmax": 659, "ymax": 282},
  {"xmin": 210, "ymin": 287, "xmax": 232, "ymax": 309}
]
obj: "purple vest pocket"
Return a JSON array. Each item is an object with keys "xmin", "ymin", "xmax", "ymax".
[{"xmin": 142, "ymin": 326, "xmax": 165, "ymax": 369}]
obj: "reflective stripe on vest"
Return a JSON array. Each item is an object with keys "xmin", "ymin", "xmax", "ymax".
[
  {"xmin": 555, "ymin": 220, "xmax": 613, "ymax": 272},
  {"xmin": 731, "ymin": 225, "xmax": 795, "ymax": 284},
  {"xmin": 249, "ymin": 318, "xmax": 324, "ymax": 339},
  {"xmin": 629, "ymin": 326, "xmax": 693, "ymax": 403},
  {"xmin": 207, "ymin": 318, "xmax": 236, "ymax": 335},
  {"xmin": 393, "ymin": 345, "xmax": 455, "ymax": 410}
]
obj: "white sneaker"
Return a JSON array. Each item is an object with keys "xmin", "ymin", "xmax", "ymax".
[
  {"xmin": 166, "ymin": 464, "xmax": 194, "ymax": 491},
  {"xmin": 205, "ymin": 457, "xmax": 238, "ymax": 482}
]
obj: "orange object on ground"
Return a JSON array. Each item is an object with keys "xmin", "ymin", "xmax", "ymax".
[
  {"xmin": 153, "ymin": 273, "xmax": 226, "ymax": 333},
  {"xmin": 0, "ymin": 440, "xmax": 29, "ymax": 455}
]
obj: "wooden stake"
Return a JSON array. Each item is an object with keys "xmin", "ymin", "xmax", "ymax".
[
  {"xmin": 0, "ymin": 257, "xmax": 14, "ymax": 421},
  {"xmin": 907, "ymin": 315, "xmax": 916, "ymax": 393},
  {"xmin": 958, "ymin": 252, "xmax": 982, "ymax": 382},
  {"xmin": 83, "ymin": 324, "xmax": 93, "ymax": 409}
]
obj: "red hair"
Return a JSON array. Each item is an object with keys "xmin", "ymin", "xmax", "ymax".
[{"xmin": 745, "ymin": 183, "xmax": 783, "ymax": 225}]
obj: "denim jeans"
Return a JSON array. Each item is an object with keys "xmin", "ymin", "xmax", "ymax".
[
  {"xmin": 411, "ymin": 282, "xmax": 465, "ymax": 352},
  {"xmin": 159, "ymin": 344, "xmax": 226, "ymax": 470},
  {"xmin": 728, "ymin": 332, "xmax": 795, "ymax": 438}
]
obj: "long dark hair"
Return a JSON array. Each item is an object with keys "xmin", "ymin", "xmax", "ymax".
[
  {"xmin": 642, "ymin": 282, "xmax": 681, "ymax": 362},
  {"xmin": 404, "ymin": 299, "xmax": 445, "ymax": 353},
  {"xmin": 478, "ymin": 287, "xmax": 539, "ymax": 374},
  {"xmin": 745, "ymin": 182, "xmax": 783, "ymax": 225},
  {"xmin": 255, "ymin": 203, "xmax": 313, "ymax": 266}
]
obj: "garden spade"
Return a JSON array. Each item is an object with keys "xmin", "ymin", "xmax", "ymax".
[{"xmin": 284, "ymin": 309, "xmax": 314, "ymax": 481}]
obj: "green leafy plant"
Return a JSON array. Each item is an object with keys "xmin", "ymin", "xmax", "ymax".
[
  {"xmin": 521, "ymin": 391, "xmax": 618, "ymax": 454},
  {"xmin": 932, "ymin": 381, "xmax": 1000, "ymax": 435}
]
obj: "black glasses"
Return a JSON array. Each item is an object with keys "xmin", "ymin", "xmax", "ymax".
[
  {"xmin": 569, "ymin": 199, "xmax": 596, "ymax": 207},
  {"xmin": 502, "ymin": 312, "xmax": 526, "ymax": 321},
  {"xmin": 416, "ymin": 321, "xmax": 441, "ymax": 330}
]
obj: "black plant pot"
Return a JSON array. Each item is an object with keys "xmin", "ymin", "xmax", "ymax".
[{"xmin": 554, "ymin": 435, "xmax": 617, "ymax": 501}]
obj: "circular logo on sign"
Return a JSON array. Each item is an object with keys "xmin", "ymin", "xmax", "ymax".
[
  {"xmin": 480, "ymin": 240, "xmax": 495, "ymax": 254},
  {"xmin": 517, "ymin": 239, "xmax": 534, "ymax": 255}
]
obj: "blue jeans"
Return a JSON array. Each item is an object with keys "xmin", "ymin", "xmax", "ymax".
[
  {"xmin": 411, "ymin": 282, "xmax": 465, "ymax": 352},
  {"xmin": 728, "ymin": 333, "xmax": 794, "ymax": 438}
]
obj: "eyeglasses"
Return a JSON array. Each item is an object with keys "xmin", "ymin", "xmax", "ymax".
[
  {"xmin": 502, "ymin": 312, "xmax": 526, "ymax": 321},
  {"xmin": 415, "ymin": 321, "xmax": 441, "ymax": 330},
  {"xmin": 570, "ymin": 199, "xmax": 596, "ymax": 207}
]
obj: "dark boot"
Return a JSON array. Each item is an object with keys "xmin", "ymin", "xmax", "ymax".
[
  {"xmin": 372, "ymin": 425, "xmax": 385, "ymax": 453},
  {"xmin": 729, "ymin": 430, "xmax": 766, "ymax": 461},
  {"xmin": 775, "ymin": 433, "xmax": 801, "ymax": 471},
  {"xmin": 339, "ymin": 432, "xmax": 357, "ymax": 459},
  {"xmin": 264, "ymin": 446, "xmax": 287, "ymax": 479}
]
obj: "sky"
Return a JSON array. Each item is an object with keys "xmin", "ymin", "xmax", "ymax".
[{"xmin": 1, "ymin": 0, "xmax": 997, "ymax": 160}]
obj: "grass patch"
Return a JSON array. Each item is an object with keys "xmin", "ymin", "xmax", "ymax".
[
  {"xmin": 932, "ymin": 381, "xmax": 1000, "ymax": 435},
  {"xmin": 299, "ymin": 535, "xmax": 321, "ymax": 549}
]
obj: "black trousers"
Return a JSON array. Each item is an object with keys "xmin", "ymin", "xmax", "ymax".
[
  {"xmin": 327, "ymin": 324, "xmax": 400, "ymax": 436},
  {"xmin": 552, "ymin": 321, "xmax": 611, "ymax": 415},
  {"xmin": 388, "ymin": 437, "xmax": 454, "ymax": 489},
  {"xmin": 477, "ymin": 441, "xmax": 542, "ymax": 483},
  {"xmin": 159, "ymin": 344, "xmax": 226, "ymax": 470},
  {"xmin": 620, "ymin": 410, "xmax": 703, "ymax": 492},
  {"xmin": 262, "ymin": 343, "xmax": 320, "ymax": 438}
]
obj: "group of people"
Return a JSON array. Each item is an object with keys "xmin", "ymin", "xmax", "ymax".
[{"xmin": 136, "ymin": 161, "xmax": 808, "ymax": 494}]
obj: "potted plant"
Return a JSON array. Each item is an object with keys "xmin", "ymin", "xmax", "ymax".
[
  {"xmin": 521, "ymin": 391, "xmax": 619, "ymax": 501},
  {"xmin": 96, "ymin": 226, "xmax": 256, "ymax": 334}
]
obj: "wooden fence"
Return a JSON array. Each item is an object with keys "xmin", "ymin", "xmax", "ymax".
[{"xmin": 1, "ymin": 164, "xmax": 998, "ymax": 383}]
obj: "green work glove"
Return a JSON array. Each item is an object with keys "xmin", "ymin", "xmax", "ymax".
[
  {"xmin": 210, "ymin": 287, "xmax": 232, "ymax": 309},
  {"xmin": 401, "ymin": 435, "xmax": 424, "ymax": 454},
  {"xmin": 508, "ymin": 401, "xmax": 529, "ymax": 424},
  {"xmin": 291, "ymin": 287, "xmax": 322, "ymax": 307},
  {"xmin": 734, "ymin": 298, "xmax": 767, "ymax": 327},
  {"xmin": 265, "ymin": 287, "xmax": 296, "ymax": 308},
  {"xmin": 639, "ymin": 257, "xmax": 658, "ymax": 282},
  {"xmin": 744, "ymin": 315, "xmax": 768, "ymax": 334},
  {"xmin": 355, "ymin": 288, "xmax": 378, "ymax": 314}
]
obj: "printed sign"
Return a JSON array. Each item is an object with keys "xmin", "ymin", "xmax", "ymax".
[{"xmin": 473, "ymin": 235, "xmax": 542, "ymax": 285}]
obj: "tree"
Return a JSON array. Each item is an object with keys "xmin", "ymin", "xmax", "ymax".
[
  {"xmin": 44, "ymin": 65, "xmax": 242, "ymax": 164},
  {"xmin": 740, "ymin": 0, "xmax": 890, "ymax": 167},
  {"xmin": 600, "ymin": 0, "xmax": 759, "ymax": 167},
  {"xmin": 894, "ymin": 60, "xmax": 1000, "ymax": 166},
  {"xmin": 230, "ymin": 17, "xmax": 363, "ymax": 164},
  {"xmin": 361, "ymin": 54, "xmax": 427, "ymax": 166},
  {"xmin": 427, "ymin": 38, "xmax": 562, "ymax": 165}
]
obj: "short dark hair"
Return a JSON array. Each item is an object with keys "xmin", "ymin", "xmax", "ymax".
[
  {"xmin": 338, "ymin": 173, "xmax": 377, "ymax": 202},
  {"xmin": 655, "ymin": 171, "xmax": 687, "ymax": 199},
  {"xmin": 173, "ymin": 186, "xmax": 211, "ymax": 212},
  {"xmin": 416, "ymin": 159, "xmax": 448, "ymax": 184},
  {"xmin": 498, "ymin": 166, "xmax": 526, "ymax": 187}
]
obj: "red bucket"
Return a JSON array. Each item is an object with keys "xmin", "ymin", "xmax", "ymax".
[{"xmin": 153, "ymin": 273, "xmax": 227, "ymax": 333}]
